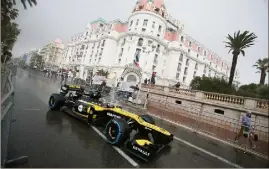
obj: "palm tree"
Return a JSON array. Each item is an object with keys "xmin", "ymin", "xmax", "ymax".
[
  {"xmin": 1, "ymin": 0, "xmax": 37, "ymax": 25},
  {"xmin": 253, "ymin": 58, "xmax": 269, "ymax": 85},
  {"xmin": 224, "ymin": 30, "xmax": 257, "ymax": 86},
  {"xmin": 1, "ymin": 0, "xmax": 37, "ymax": 63},
  {"xmin": 97, "ymin": 69, "xmax": 109, "ymax": 77}
]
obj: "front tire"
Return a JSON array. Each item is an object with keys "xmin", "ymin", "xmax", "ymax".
[
  {"xmin": 104, "ymin": 118, "xmax": 130, "ymax": 146},
  {"xmin": 49, "ymin": 94, "xmax": 65, "ymax": 110}
]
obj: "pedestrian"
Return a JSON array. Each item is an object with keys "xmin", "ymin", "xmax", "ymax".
[
  {"xmin": 175, "ymin": 82, "xmax": 181, "ymax": 88},
  {"xmin": 234, "ymin": 111, "xmax": 253, "ymax": 146},
  {"xmin": 175, "ymin": 82, "xmax": 180, "ymax": 91},
  {"xmin": 144, "ymin": 78, "xmax": 147, "ymax": 84},
  {"xmin": 44, "ymin": 68, "xmax": 47, "ymax": 77}
]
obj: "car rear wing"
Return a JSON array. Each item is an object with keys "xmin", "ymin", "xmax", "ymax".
[{"xmin": 61, "ymin": 84, "xmax": 85, "ymax": 93}]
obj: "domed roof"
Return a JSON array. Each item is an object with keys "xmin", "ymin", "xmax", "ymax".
[{"xmin": 136, "ymin": 0, "xmax": 166, "ymax": 9}]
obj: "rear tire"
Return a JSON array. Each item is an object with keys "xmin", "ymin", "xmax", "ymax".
[
  {"xmin": 49, "ymin": 94, "xmax": 65, "ymax": 110},
  {"xmin": 104, "ymin": 118, "xmax": 130, "ymax": 146}
]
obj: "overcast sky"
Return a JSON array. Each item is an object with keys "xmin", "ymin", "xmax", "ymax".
[{"xmin": 13, "ymin": 0, "xmax": 268, "ymax": 85}]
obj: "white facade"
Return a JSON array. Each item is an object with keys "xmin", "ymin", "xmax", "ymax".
[
  {"xmin": 62, "ymin": 0, "xmax": 240, "ymax": 88},
  {"xmin": 40, "ymin": 38, "xmax": 65, "ymax": 67}
]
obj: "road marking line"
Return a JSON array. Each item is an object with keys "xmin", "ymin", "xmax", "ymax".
[
  {"xmin": 90, "ymin": 125, "xmax": 139, "ymax": 168},
  {"xmin": 146, "ymin": 112, "xmax": 269, "ymax": 160},
  {"xmin": 173, "ymin": 136, "xmax": 243, "ymax": 168},
  {"xmin": 23, "ymin": 108, "xmax": 41, "ymax": 111}
]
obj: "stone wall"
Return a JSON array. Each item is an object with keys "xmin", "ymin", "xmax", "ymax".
[{"xmin": 138, "ymin": 85, "xmax": 269, "ymax": 156}]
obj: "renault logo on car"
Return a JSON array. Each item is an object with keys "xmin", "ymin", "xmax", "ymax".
[{"xmin": 132, "ymin": 146, "xmax": 150, "ymax": 156}]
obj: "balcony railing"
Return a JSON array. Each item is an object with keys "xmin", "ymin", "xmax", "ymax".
[{"xmin": 140, "ymin": 84, "xmax": 269, "ymax": 114}]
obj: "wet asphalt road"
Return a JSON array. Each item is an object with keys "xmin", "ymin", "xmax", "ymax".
[{"xmin": 7, "ymin": 69, "xmax": 269, "ymax": 168}]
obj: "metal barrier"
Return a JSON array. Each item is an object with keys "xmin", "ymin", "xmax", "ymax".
[{"xmin": 1, "ymin": 65, "xmax": 27, "ymax": 167}]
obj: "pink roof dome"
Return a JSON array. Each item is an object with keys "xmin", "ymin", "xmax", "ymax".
[{"xmin": 136, "ymin": 0, "xmax": 166, "ymax": 9}]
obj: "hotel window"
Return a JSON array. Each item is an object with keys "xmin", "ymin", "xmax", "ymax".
[
  {"xmin": 183, "ymin": 76, "xmax": 186, "ymax": 83},
  {"xmin": 186, "ymin": 59, "xmax": 189, "ymax": 66},
  {"xmin": 184, "ymin": 67, "xmax": 188, "ymax": 75},
  {"xmin": 129, "ymin": 20, "xmax": 133, "ymax": 27},
  {"xmin": 121, "ymin": 38, "xmax": 126, "ymax": 46},
  {"xmin": 188, "ymin": 49, "xmax": 191, "ymax": 53},
  {"xmin": 176, "ymin": 72, "xmax": 180, "ymax": 79},
  {"xmin": 136, "ymin": 19, "xmax": 139, "ymax": 26},
  {"xmin": 99, "ymin": 48, "xmax": 103, "ymax": 56},
  {"xmin": 143, "ymin": 19, "xmax": 148, "ymax": 26},
  {"xmin": 119, "ymin": 48, "xmax": 123, "ymax": 57},
  {"xmin": 197, "ymin": 47, "xmax": 200, "ymax": 52},
  {"xmin": 156, "ymin": 44, "xmax": 160, "ymax": 53},
  {"xmin": 188, "ymin": 41, "xmax": 192, "ymax": 47},
  {"xmin": 137, "ymin": 38, "xmax": 143, "ymax": 46},
  {"xmin": 203, "ymin": 66, "xmax": 207, "ymax": 74},
  {"xmin": 180, "ymin": 36, "xmax": 184, "ymax": 42},
  {"xmin": 177, "ymin": 63, "xmax": 182, "ymax": 72},
  {"xmin": 152, "ymin": 65, "xmax": 156, "ymax": 71},
  {"xmin": 102, "ymin": 40, "xmax": 105, "ymax": 47},
  {"xmin": 158, "ymin": 25, "xmax": 162, "ymax": 32},
  {"xmin": 153, "ymin": 54, "xmax": 158, "ymax": 64},
  {"xmin": 179, "ymin": 53, "xmax": 183, "ymax": 62},
  {"xmin": 148, "ymin": 40, "xmax": 153, "ymax": 46},
  {"xmin": 204, "ymin": 51, "xmax": 207, "ymax": 56},
  {"xmin": 195, "ymin": 63, "xmax": 198, "ymax": 70},
  {"xmin": 193, "ymin": 71, "xmax": 197, "ymax": 78},
  {"xmin": 142, "ymin": 28, "xmax": 146, "ymax": 32},
  {"xmin": 152, "ymin": 21, "xmax": 155, "ymax": 29}
]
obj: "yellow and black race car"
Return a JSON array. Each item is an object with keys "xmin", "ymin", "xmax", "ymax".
[{"xmin": 48, "ymin": 84, "xmax": 173, "ymax": 161}]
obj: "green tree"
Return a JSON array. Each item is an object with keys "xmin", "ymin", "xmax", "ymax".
[
  {"xmin": 29, "ymin": 51, "xmax": 44, "ymax": 68},
  {"xmin": 189, "ymin": 76, "xmax": 236, "ymax": 94},
  {"xmin": 224, "ymin": 30, "xmax": 257, "ymax": 86},
  {"xmin": 253, "ymin": 58, "xmax": 269, "ymax": 85},
  {"xmin": 1, "ymin": 0, "xmax": 37, "ymax": 63},
  {"xmin": 1, "ymin": 22, "xmax": 21, "ymax": 63},
  {"xmin": 96, "ymin": 69, "xmax": 109, "ymax": 77}
]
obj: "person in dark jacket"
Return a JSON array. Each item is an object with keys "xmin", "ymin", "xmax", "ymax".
[{"xmin": 175, "ymin": 82, "xmax": 181, "ymax": 88}]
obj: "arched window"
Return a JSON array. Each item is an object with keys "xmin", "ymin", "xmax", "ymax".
[
  {"xmin": 137, "ymin": 38, "xmax": 143, "ymax": 46},
  {"xmin": 127, "ymin": 74, "xmax": 137, "ymax": 82}
]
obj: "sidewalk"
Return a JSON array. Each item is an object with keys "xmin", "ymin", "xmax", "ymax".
[{"xmin": 119, "ymin": 101, "xmax": 269, "ymax": 168}]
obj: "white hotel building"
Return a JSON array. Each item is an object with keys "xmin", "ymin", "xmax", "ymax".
[{"xmin": 62, "ymin": 0, "xmax": 240, "ymax": 88}]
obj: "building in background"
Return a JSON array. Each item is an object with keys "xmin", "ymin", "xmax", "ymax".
[
  {"xmin": 39, "ymin": 38, "xmax": 65, "ymax": 68},
  {"xmin": 62, "ymin": 0, "xmax": 240, "ymax": 88},
  {"xmin": 20, "ymin": 48, "xmax": 39, "ymax": 66}
]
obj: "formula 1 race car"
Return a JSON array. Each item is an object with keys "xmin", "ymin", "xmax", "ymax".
[{"xmin": 48, "ymin": 84, "xmax": 173, "ymax": 161}]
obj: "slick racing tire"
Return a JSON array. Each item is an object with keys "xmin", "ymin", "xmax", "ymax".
[
  {"xmin": 104, "ymin": 118, "xmax": 130, "ymax": 146},
  {"xmin": 49, "ymin": 94, "xmax": 65, "ymax": 110},
  {"xmin": 141, "ymin": 114, "xmax": 155, "ymax": 125}
]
